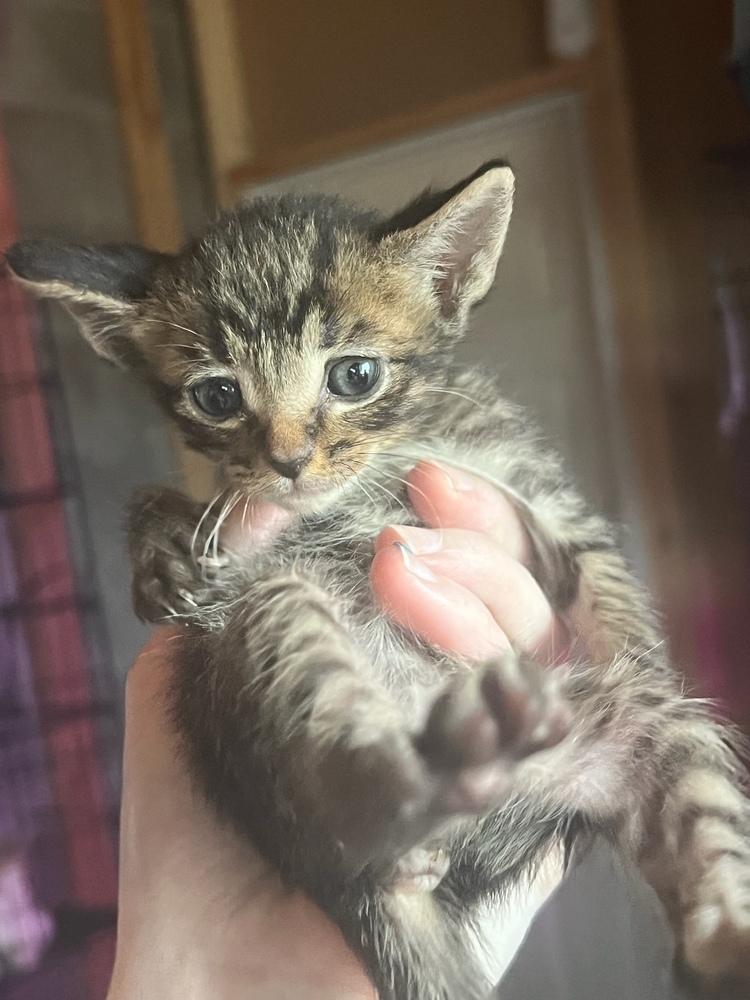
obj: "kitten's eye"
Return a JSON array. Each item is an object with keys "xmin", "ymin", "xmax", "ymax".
[
  {"xmin": 327, "ymin": 357, "xmax": 381, "ymax": 398},
  {"xmin": 191, "ymin": 377, "xmax": 242, "ymax": 418}
]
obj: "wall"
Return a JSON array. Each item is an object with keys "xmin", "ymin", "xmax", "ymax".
[{"xmin": 617, "ymin": 0, "xmax": 746, "ymax": 371}]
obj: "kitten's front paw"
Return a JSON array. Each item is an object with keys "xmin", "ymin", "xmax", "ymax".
[
  {"xmin": 416, "ymin": 652, "xmax": 572, "ymax": 817},
  {"xmin": 128, "ymin": 486, "xmax": 220, "ymax": 622}
]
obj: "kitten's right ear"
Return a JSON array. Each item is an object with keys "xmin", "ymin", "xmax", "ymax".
[
  {"xmin": 4, "ymin": 239, "xmax": 170, "ymax": 366},
  {"xmin": 378, "ymin": 162, "xmax": 514, "ymax": 321}
]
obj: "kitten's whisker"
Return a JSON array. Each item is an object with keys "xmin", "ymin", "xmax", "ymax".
[
  {"xmin": 358, "ymin": 483, "xmax": 376, "ymax": 509},
  {"xmin": 205, "ymin": 490, "xmax": 241, "ymax": 562},
  {"xmin": 377, "ymin": 471, "xmax": 432, "ymax": 511},
  {"xmin": 202, "ymin": 492, "xmax": 229, "ymax": 564},
  {"xmin": 146, "ymin": 342, "xmax": 204, "ymax": 353},
  {"xmin": 423, "ymin": 385, "xmax": 480, "ymax": 407},
  {"xmin": 361, "ymin": 475, "xmax": 410, "ymax": 517},
  {"xmin": 341, "ymin": 452, "xmax": 432, "ymax": 513},
  {"xmin": 139, "ymin": 317, "xmax": 204, "ymax": 341},
  {"xmin": 191, "ymin": 491, "xmax": 224, "ymax": 562},
  {"xmin": 375, "ymin": 447, "xmax": 492, "ymax": 497},
  {"xmin": 349, "ymin": 468, "xmax": 377, "ymax": 508}
]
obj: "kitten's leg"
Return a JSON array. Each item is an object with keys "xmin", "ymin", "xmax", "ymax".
[
  {"xmin": 641, "ymin": 744, "xmax": 750, "ymax": 987},
  {"xmin": 173, "ymin": 575, "xmax": 570, "ymax": 1000},
  {"xmin": 176, "ymin": 572, "xmax": 570, "ymax": 866},
  {"xmin": 563, "ymin": 548, "xmax": 750, "ymax": 987},
  {"xmin": 128, "ymin": 485, "xmax": 228, "ymax": 622},
  {"xmin": 447, "ymin": 378, "xmax": 750, "ymax": 984}
]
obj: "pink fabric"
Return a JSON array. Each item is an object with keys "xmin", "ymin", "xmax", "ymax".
[{"xmin": 0, "ymin": 114, "xmax": 117, "ymax": 992}]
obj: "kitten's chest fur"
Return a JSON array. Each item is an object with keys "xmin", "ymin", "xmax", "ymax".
[{"xmin": 222, "ymin": 458, "xmax": 444, "ymax": 711}]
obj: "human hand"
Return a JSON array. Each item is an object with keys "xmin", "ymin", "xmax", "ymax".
[{"xmin": 107, "ymin": 462, "xmax": 567, "ymax": 1000}]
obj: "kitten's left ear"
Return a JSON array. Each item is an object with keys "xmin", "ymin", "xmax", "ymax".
[
  {"xmin": 382, "ymin": 162, "xmax": 514, "ymax": 319},
  {"xmin": 4, "ymin": 238, "xmax": 170, "ymax": 367}
]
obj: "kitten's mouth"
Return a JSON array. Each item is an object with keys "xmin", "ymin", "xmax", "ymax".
[
  {"xmin": 229, "ymin": 466, "xmax": 353, "ymax": 515},
  {"xmin": 262, "ymin": 475, "xmax": 343, "ymax": 513}
]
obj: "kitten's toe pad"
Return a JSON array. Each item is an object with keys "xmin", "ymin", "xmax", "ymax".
[
  {"xmin": 394, "ymin": 847, "xmax": 451, "ymax": 892},
  {"xmin": 416, "ymin": 652, "xmax": 572, "ymax": 815},
  {"xmin": 683, "ymin": 855, "xmax": 750, "ymax": 981}
]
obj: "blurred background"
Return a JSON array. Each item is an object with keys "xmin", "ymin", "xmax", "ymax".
[{"xmin": 1, "ymin": 0, "xmax": 750, "ymax": 997}]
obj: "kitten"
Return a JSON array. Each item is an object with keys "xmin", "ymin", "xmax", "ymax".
[{"xmin": 7, "ymin": 162, "xmax": 750, "ymax": 999}]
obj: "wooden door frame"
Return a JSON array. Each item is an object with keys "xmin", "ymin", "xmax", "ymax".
[{"xmin": 100, "ymin": 0, "xmax": 216, "ymax": 499}]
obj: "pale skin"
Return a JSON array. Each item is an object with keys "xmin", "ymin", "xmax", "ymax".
[{"xmin": 107, "ymin": 462, "xmax": 569, "ymax": 1000}]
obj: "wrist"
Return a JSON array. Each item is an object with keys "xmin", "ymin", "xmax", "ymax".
[{"xmin": 107, "ymin": 892, "xmax": 376, "ymax": 1000}]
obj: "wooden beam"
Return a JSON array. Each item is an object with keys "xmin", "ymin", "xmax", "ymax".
[
  {"xmin": 100, "ymin": 0, "xmax": 216, "ymax": 499},
  {"xmin": 100, "ymin": 0, "xmax": 182, "ymax": 251},
  {"xmin": 581, "ymin": 0, "xmax": 696, "ymax": 672},
  {"xmin": 228, "ymin": 58, "xmax": 592, "ymax": 196},
  {"xmin": 183, "ymin": 0, "xmax": 256, "ymax": 207}
]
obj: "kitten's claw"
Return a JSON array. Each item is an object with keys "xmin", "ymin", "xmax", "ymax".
[{"xmin": 197, "ymin": 553, "xmax": 232, "ymax": 574}]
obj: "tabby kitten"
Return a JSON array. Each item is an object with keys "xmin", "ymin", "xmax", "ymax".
[{"xmin": 8, "ymin": 163, "xmax": 750, "ymax": 1000}]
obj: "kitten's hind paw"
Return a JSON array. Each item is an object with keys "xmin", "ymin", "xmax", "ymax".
[
  {"xmin": 315, "ymin": 652, "xmax": 571, "ymax": 871},
  {"xmin": 681, "ymin": 850, "xmax": 750, "ymax": 987},
  {"xmin": 416, "ymin": 652, "xmax": 572, "ymax": 817},
  {"xmin": 660, "ymin": 769, "xmax": 750, "ymax": 993}
]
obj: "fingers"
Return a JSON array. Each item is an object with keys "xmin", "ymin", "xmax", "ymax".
[
  {"xmin": 371, "ymin": 541, "xmax": 512, "ymax": 660},
  {"xmin": 133, "ymin": 624, "xmax": 184, "ymax": 667},
  {"xmin": 375, "ymin": 527, "xmax": 565, "ymax": 663},
  {"xmin": 406, "ymin": 461, "xmax": 531, "ymax": 566},
  {"xmin": 373, "ymin": 461, "xmax": 568, "ymax": 664},
  {"xmin": 210, "ymin": 460, "xmax": 565, "ymax": 666}
]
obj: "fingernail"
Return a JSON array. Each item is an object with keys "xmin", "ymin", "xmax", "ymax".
[
  {"xmin": 394, "ymin": 541, "xmax": 440, "ymax": 582},
  {"xmin": 391, "ymin": 525, "xmax": 442, "ymax": 554},
  {"xmin": 430, "ymin": 461, "xmax": 476, "ymax": 493}
]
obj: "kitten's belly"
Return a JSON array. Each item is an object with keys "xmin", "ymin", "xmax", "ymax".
[
  {"xmin": 268, "ymin": 499, "xmax": 470, "ymax": 719},
  {"xmin": 349, "ymin": 609, "xmax": 450, "ymax": 719}
]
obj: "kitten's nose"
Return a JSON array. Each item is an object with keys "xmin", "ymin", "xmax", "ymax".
[{"xmin": 267, "ymin": 448, "xmax": 313, "ymax": 480}]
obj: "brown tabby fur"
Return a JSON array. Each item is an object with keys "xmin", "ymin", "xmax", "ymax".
[{"xmin": 7, "ymin": 163, "xmax": 750, "ymax": 999}]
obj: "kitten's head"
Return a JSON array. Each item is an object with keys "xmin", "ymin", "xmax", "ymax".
[{"xmin": 6, "ymin": 161, "xmax": 513, "ymax": 512}]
